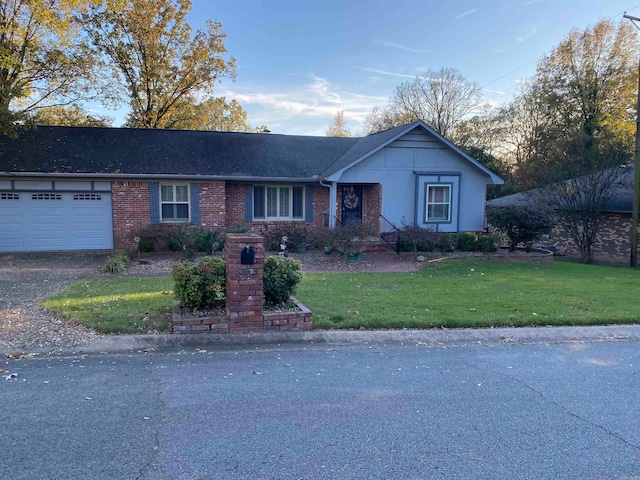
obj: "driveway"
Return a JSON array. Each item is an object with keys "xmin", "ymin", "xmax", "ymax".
[{"xmin": 0, "ymin": 252, "xmax": 110, "ymax": 352}]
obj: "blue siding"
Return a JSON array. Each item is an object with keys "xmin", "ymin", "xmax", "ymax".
[
  {"xmin": 244, "ymin": 185, "xmax": 253, "ymax": 222},
  {"xmin": 190, "ymin": 182, "xmax": 200, "ymax": 224},
  {"xmin": 305, "ymin": 186, "xmax": 313, "ymax": 223},
  {"xmin": 149, "ymin": 182, "xmax": 160, "ymax": 224}
]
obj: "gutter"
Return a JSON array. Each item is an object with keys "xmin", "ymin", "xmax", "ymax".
[{"xmin": 0, "ymin": 171, "xmax": 320, "ymax": 183}]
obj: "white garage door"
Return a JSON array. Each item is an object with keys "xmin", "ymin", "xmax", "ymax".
[{"xmin": 0, "ymin": 190, "xmax": 113, "ymax": 252}]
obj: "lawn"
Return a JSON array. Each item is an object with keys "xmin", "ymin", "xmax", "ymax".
[
  {"xmin": 299, "ymin": 259, "xmax": 640, "ymax": 329},
  {"xmin": 43, "ymin": 277, "xmax": 175, "ymax": 334},
  {"xmin": 43, "ymin": 259, "xmax": 640, "ymax": 333}
]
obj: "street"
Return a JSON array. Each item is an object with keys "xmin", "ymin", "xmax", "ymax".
[{"xmin": 2, "ymin": 341, "xmax": 639, "ymax": 479}]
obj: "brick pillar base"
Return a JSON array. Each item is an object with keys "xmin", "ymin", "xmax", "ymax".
[{"xmin": 224, "ymin": 233, "xmax": 265, "ymax": 333}]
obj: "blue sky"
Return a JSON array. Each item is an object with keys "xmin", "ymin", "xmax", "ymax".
[{"xmin": 104, "ymin": 0, "xmax": 640, "ymax": 135}]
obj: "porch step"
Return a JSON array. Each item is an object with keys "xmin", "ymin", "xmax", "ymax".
[{"xmin": 363, "ymin": 238, "xmax": 395, "ymax": 254}]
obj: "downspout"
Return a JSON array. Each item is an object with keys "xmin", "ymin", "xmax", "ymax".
[{"xmin": 314, "ymin": 175, "xmax": 337, "ymax": 228}]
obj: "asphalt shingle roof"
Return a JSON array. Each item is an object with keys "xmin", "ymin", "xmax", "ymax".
[
  {"xmin": 0, "ymin": 126, "xmax": 359, "ymax": 178},
  {"xmin": 488, "ymin": 165, "xmax": 636, "ymax": 213}
]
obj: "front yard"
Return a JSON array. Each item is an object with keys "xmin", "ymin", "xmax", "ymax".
[{"xmin": 42, "ymin": 259, "xmax": 640, "ymax": 334}]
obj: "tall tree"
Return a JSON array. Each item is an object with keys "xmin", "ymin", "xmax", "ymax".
[
  {"xmin": 30, "ymin": 105, "xmax": 112, "ymax": 127},
  {"xmin": 525, "ymin": 19, "xmax": 639, "ymax": 263},
  {"xmin": 0, "ymin": 0, "xmax": 106, "ymax": 135},
  {"xmin": 326, "ymin": 110, "xmax": 351, "ymax": 137},
  {"xmin": 135, "ymin": 97, "xmax": 254, "ymax": 132},
  {"xmin": 362, "ymin": 106, "xmax": 413, "ymax": 135},
  {"xmin": 83, "ymin": 0, "xmax": 236, "ymax": 129},
  {"xmin": 390, "ymin": 67, "xmax": 483, "ymax": 139}
]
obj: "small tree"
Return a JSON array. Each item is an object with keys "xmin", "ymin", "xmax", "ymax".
[
  {"xmin": 487, "ymin": 205, "xmax": 555, "ymax": 252},
  {"xmin": 326, "ymin": 110, "xmax": 351, "ymax": 137},
  {"xmin": 539, "ymin": 166, "xmax": 629, "ymax": 264}
]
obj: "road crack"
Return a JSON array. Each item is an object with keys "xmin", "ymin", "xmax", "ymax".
[{"xmin": 502, "ymin": 372, "xmax": 640, "ymax": 452}]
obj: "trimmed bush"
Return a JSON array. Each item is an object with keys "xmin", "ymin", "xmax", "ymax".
[
  {"xmin": 397, "ymin": 225, "xmax": 439, "ymax": 253},
  {"xmin": 440, "ymin": 233, "xmax": 458, "ymax": 252},
  {"xmin": 260, "ymin": 223, "xmax": 309, "ymax": 252},
  {"xmin": 457, "ymin": 232, "xmax": 479, "ymax": 252},
  {"xmin": 478, "ymin": 233, "xmax": 499, "ymax": 253},
  {"xmin": 263, "ymin": 255, "xmax": 303, "ymax": 305},
  {"xmin": 191, "ymin": 227, "xmax": 225, "ymax": 253},
  {"xmin": 487, "ymin": 205, "xmax": 555, "ymax": 252},
  {"xmin": 173, "ymin": 256, "xmax": 226, "ymax": 309}
]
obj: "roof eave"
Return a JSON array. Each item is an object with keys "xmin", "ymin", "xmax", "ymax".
[
  {"xmin": 324, "ymin": 120, "xmax": 504, "ymax": 184},
  {"xmin": 0, "ymin": 171, "xmax": 321, "ymax": 183}
]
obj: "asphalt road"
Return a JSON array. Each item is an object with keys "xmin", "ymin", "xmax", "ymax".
[{"xmin": 2, "ymin": 341, "xmax": 639, "ymax": 479}]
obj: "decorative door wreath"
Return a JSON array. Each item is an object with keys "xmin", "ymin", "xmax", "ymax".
[{"xmin": 343, "ymin": 187, "xmax": 359, "ymax": 209}]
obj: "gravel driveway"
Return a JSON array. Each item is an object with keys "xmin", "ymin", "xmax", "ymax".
[{"xmin": 0, "ymin": 252, "xmax": 110, "ymax": 353}]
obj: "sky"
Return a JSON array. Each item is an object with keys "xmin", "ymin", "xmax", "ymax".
[{"xmin": 101, "ymin": 0, "xmax": 640, "ymax": 136}]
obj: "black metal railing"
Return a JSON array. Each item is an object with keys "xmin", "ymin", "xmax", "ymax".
[{"xmin": 379, "ymin": 215, "xmax": 400, "ymax": 254}]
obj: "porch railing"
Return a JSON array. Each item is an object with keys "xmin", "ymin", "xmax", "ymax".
[{"xmin": 379, "ymin": 215, "xmax": 400, "ymax": 255}]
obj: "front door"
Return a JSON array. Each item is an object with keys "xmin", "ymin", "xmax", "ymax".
[{"xmin": 341, "ymin": 185, "xmax": 363, "ymax": 225}]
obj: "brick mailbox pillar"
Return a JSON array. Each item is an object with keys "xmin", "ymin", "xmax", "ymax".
[{"xmin": 224, "ymin": 233, "xmax": 265, "ymax": 333}]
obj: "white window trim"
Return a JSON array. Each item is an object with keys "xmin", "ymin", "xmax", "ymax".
[
  {"xmin": 425, "ymin": 184, "xmax": 452, "ymax": 223},
  {"xmin": 160, "ymin": 183, "xmax": 191, "ymax": 223},
  {"xmin": 253, "ymin": 185, "xmax": 305, "ymax": 221}
]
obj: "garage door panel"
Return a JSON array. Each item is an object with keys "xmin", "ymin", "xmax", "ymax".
[{"xmin": 0, "ymin": 190, "xmax": 113, "ymax": 252}]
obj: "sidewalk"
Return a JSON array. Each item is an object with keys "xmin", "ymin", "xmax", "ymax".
[{"xmin": 6, "ymin": 324, "xmax": 640, "ymax": 357}]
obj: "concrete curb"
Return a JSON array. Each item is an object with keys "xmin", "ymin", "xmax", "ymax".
[{"xmin": 8, "ymin": 324, "xmax": 640, "ymax": 357}]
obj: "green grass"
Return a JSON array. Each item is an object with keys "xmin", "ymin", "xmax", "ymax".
[
  {"xmin": 297, "ymin": 259, "xmax": 640, "ymax": 329},
  {"xmin": 43, "ymin": 277, "xmax": 175, "ymax": 334},
  {"xmin": 44, "ymin": 259, "xmax": 640, "ymax": 333}
]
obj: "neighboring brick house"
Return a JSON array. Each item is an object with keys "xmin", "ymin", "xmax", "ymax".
[
  {"xmin": 0, "ymin": 120, "xmax": 502, "ymax": 252},
  {"xmin": 487, "ymin": 166, "xmax": 637, "ymax": 263}
]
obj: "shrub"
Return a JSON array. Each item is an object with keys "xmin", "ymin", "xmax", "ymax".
[
  {"xmin": 487, "ymin": 205, "xmax": 555, "ymax": 252},
  {"xmin": 191, "ymin": 226, "xmax": 225, "ymax": 253},
  {"xmin": 134, "ymin": 224, "xmax": 180, "ymax": 252},
  {"xmin": 457, "ymin": 232, "xmax": 479, "ymax": 252},
  {"xmin": 103, "ymin": 250, "xmax": 131, "ymax": 273},
  {"xmin": 440, "ymin": 233, "xmax": 458, "ymax": 252},
  {"xmin": 307, "ymin": 226, "xmax": 334, "ymax": 250},
  {"xmin": 478, "ymin": 233, "xmax": 499, "ymax": 253},
  {"xmin": 173, "ymin": 256, "xmax": 226, "ymax": 309},
  {"xmin": 333, "ymin": 221, "xmax": 378, "ymax": 255},
  {"xmin": 397, "ymin": 225, "xmax": 439, "ymax": 253},
  {"xmin": 263, "ymin": 255, "xmax": 303, "ymax": 305},
  {"xmin": 260, "ymin": 223, "xmax": 309, "ymax": 252}
]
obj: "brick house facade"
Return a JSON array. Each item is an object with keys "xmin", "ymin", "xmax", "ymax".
[{"xmin": 113, "ymin": 181, "xmax": 383, "ymax": 248}]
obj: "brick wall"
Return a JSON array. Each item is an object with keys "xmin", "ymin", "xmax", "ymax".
[
  {"xmin": 199, "ymin": 182, "xmax": 226, "ymax": 228},
  {"xmin": 225, "ymin": 183, "xmax": 329, "ymax": 230},
  {"xmin": 362, "ymin": 184, "xmax": 382, "ymax": 230},
  {"xmin": 548, "ymin": 212, "xmax": 637, "ymax": 263},
  {"xmin": 225, "ymin": 183, "xmax": 248, "ymax": 229},
  {"xmin": 112, "ymin": 181, "xmax": 151, "ymax": 248}
]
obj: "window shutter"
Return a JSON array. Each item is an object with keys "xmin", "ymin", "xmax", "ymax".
[
  {"xmin": 190, "ymin": 182, "xmax": 200, "ymax": 224},
  {"xmin": 149, "ymin": 182, "xmax": 160, "ymax": 224},
  {"xmin": 305, "ymin": 186, "xmax": 313, "ymax": 223},
  {"xmin": 244, "ymin": 185, "xmax": 253, "ymax": 222}
]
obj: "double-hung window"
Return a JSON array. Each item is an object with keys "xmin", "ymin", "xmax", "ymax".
[
  {"xmin": 425, "ymin": 184, "xmax": 451, "ymax": 223},
  {"xmin": 253, "ymin": 185, "xmax": 304, "ymax": 220},
  {"xmin": 160, "ymin": 184, "xmax": 190, "ymax": 222}
]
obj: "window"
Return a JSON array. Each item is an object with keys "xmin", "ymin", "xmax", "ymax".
[
  {"xmin": 425, "ymin": 184, "xmax": 451, "ymax": 223},
  {"xmin": 253, "ymin": 186, "xmax": 304, "ymax": 220},
  {"xmin": 32, "ymin": 193, "xmax": 62, "ymax": 200},
  {"xmin": 73, "ymin": 194, "xmax": 102, "ymax": 201},
  {"xmin": 160, "ymin": 184, "xmax": 190, "ymax": 222},
  {"xmin": 0, "ymin": 193, "xmax": 19, "ymax": 200}
]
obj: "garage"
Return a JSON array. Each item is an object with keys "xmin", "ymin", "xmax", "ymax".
[{"xmin": 0, "ymin": 180, "xmax": 113, "ymax": 252}]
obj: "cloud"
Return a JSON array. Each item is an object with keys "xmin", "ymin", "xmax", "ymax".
[
  {"xmin": 455, "ymin": 9, "xmax": 478, "ymax": 19},
  {"xmin": 220, "ymin": 75, "xmax": 390, "ymax": 134},
  {"xmin": 359, "ymin": 67, "xmax": 418, "ymax": 79},
  {"xmin": 374, "ymin": 40, "xmax": 430, "ymax": 54},
  {"xmin": 483, "ymin": 88, "xmax": 506, "ymax": 95},
  {"xmin": 517, "ymin": 24, "xmax": 539, "ymax": 43}
]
